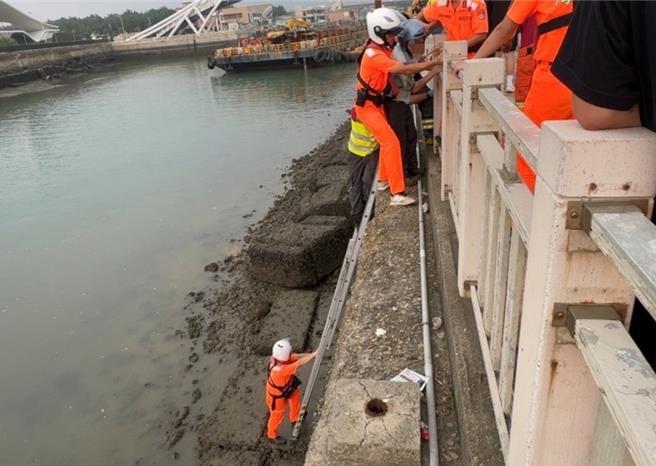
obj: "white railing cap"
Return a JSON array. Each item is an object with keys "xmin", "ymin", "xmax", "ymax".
[
  {"xmin": 538, "ymin": 121, "xmax": 656, "ymax": 198},
  {"xmin": 462, "ymin": 57, "xmax": 504, "ymax": 87},
  {"xmin": 442, "ymin": 39, "xmax": 467, "ymax": 59}
]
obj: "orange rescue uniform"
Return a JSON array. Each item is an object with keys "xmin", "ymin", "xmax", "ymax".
[
  {"xmin": 507, "ymin": 0, "xmax": 573, "ymax": 192},
  {"xmin": 355, "ymin": 44, "xmax": 406, "ymax": 195},
  {"xmin": 265, "ymin": 354, "xmax": 302, "ymax": 440},
  {"xmin": 422, "ymin": 0, "xmax": 489, "ymax": 56}
]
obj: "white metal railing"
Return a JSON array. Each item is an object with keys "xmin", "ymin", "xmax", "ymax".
[{"xmin": 435, "ymin": 40, "xmax": 656, "ymax": 465}]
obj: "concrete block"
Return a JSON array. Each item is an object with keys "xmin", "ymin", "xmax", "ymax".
[
  {"xmin": 538, "ymin": 121, "xmax": 656, "ymax": 198},
  {"xmin": 248, "ymin": 217, "xmax": 350, "ymax": 288},
  {"xmin": 253, "ymin": 289, "xmax": 318, "ymax": 355},
  {"xmin": 305, "ymin": 379, "xmax": 421, "ymax": 466},
  {"xmin": 299, "ymin": 183, "xmax": 349, "ymax": 218}
]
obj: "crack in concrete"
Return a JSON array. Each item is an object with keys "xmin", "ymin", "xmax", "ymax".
[
  {"xmin": 381, "ymin": 418, "xmax": 395, "ymax": 441},
  {"xmin": 359, "ymin": 417, "xmax": 373, "ymax": 446},
  {"xmin": 358, "ymin": 379, "xmax": 373, "ymax": 400}
]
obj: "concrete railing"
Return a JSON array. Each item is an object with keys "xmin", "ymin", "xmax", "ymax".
[{"xmin": 435, "ymin": 40, "xmax": 656, "ymax": 465}]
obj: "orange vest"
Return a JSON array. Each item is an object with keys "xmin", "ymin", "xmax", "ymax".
[{"xmin": 266, "ymin": 357, "xmax": 296, "ymax": 397}]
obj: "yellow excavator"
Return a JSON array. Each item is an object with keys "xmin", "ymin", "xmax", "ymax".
[
  {"xmin": 266, "ymin": 17, "xmax": 312, "ymax": 41},
  {"xmin": 287, "ymin": 17, "xmax": 310, "ymax": 31}
]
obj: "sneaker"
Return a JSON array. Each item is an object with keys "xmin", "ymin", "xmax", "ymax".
[
  {"xmin": 505, "ymin": 75, "xmax": 515, "ymax": 93},
  {"xmin": 267, "ymin": 436, "xmax": 286, "ymax": 445},
  {"xmin": 390, "ymin": 193, "xmax": 416, "ymax": 206},
  {"xmin": 376, "ymin": 180, "xmax": 389, "ymax": 191}
]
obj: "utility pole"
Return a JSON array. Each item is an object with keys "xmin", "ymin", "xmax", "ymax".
[{"xmin": 119, "ymin": 15, "xmax": 127, "ymax": 35}]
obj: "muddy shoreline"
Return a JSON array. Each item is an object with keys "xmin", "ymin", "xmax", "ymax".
[
  {"xmin": 161, "ymin": 122, "xmax": 352, "ymax": 465},
  {"xmin": 0, "ymin": 53, "xmax": 117, "ymax": 97}
]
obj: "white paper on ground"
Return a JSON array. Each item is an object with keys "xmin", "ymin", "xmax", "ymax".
[{"xmin": 390, "ymin": 368, "xmax": 429, "ymax": 392}]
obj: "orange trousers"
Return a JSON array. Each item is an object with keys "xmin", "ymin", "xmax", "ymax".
[
  {"xmin": 517, "ymin": 61, "xmax": 574, "ymax": 193},
  {"xmin": 355, "ymin": 103, "xmax": 406, "ymax": 195},
  {"xmin": 265, "ymin": 388, "xmax": 301, "ymax": 439}
]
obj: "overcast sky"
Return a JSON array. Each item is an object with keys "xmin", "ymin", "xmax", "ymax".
[{"xmin": 7, "ymin": 0, "xmax": 367, "ymax": 21}]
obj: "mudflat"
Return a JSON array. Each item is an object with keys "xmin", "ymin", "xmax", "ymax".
[{"xmin": 164, "ymin": 122, "xmax": 353, "ymax": 465}]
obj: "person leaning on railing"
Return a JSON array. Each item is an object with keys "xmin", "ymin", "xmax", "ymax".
[
  {"xmin": 550, "ymin": 0, "xmax": 656, "ymax": 367},
  {"xmin": 388, "ymin": 18, "xmax": 442, "ymax": 186},
  {"xmin": 355, "ymin": 7, "xmax": 441, "ymax": 207},
  {"xmin": 459, "ymin": 0, "xmax": 574, "ymax": 193}
]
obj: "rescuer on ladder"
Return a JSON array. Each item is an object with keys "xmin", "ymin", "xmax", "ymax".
[
  {"xmin": 463, "ymin": 0, "xmax": 574, "ymax": 192},
  {"xmin": 355, "ymin": 7, "xmax": 442, "ymax": 207},
  {"xmin": 265, "ymin": 339, "xmax": 316, "ymax": 445}
]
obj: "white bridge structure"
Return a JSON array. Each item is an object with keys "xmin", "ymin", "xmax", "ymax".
[
  {"xmin": 126, "ymin": 0, "xmax": 242, "ymax": 42},
  {"xmin": 434, "ymin": 38, "xmax": 656, "ymax": 465},
  {"xmin": 0, "ymin": 0, "xmax": 58, "ymax": 42}
]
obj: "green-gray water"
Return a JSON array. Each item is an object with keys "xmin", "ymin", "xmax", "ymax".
[{"xmin": 0, "ymin": 56, "xmax": 356, "ymax": 466}]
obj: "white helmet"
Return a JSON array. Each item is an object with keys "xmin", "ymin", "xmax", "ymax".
[
  {"xmin": 272, "ymin": 338, "xmax": 292, "ymax": 362},
  {"xmin": 366, "ymin": 7, "xmax": 404, "ymax": 45}
]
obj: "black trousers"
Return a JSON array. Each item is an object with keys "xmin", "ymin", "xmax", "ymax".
[
  {"xmin": 347, "ymin": 149, "xmax": 379, "ymax": 227},
  {"xmin": 386, "ymin": 100, "xmax": 418, "ymax": 177}
]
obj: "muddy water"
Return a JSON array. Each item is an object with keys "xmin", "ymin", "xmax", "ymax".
[{"xmin": 0, "ymin": 57, "xmax": 356, "ymax": 466}]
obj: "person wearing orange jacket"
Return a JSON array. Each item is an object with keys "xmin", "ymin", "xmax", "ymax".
[
  {"xmin": 416, "ymin": 0, "xmax": 489, "ymax": 56},
  {"xmin": 265, "ymin": 339, "xmax": 317, "ymax": 445},
  {"xmin": 466, "ymin": 0, "xmax": 574, "ymax": 192},
  {"xmin": 356, "ymin": 7, "xmax": 442, "ymax": 206}
]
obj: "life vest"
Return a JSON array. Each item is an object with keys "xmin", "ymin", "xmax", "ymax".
[
  {"xmin": 348, "ymin": 119, "xmax": 379, "ymax": 157},
  {"xmin": 266, "ymin": 357, "xmax": 302, "ymax": 410},
  {"xmin": 355, "ymin": 41, "xmax": 398, "ymax": 107}
]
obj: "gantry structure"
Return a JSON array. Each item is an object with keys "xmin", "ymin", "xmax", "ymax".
[
  {"xmin": 0, "ymin": 0, "xmax": 58, "ymax": 42},
  {"xmin": 126, "ymin": 0, "xmax": 242, "ymax": 42}
]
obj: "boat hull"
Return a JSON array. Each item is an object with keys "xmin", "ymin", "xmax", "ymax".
[{"xmin": 210, "ymin": 48, "xmax": 358, "ymax": 73}]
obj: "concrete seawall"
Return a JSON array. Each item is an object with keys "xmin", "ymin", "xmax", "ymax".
[
  {"xmin": 0, "ymin": 42, "xmax": 112, "ymax": 76},
  {"xmin": 0, "ymin": 32, "xmax": 243, "ymax": 85},
  {"xmin": 111, "ymin": 31, "xmax": 240, "ymax": 57}
]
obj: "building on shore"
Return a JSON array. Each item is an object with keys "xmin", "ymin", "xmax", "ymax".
[
  {"xmin": 294, "ymin": 5, "xmax": 329, "ymax": 24},
  {"xmin": 215, "ymin": 4, "xmax": 273, "ymax": 31}
]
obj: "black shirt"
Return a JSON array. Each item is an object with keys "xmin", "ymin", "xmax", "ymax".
[{"xmin": 551, "ymin": 1, "xmax": 656, "ymax": 131}]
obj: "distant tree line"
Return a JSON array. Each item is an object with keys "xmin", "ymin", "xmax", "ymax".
[
  {"xmin": 49, "ymin": 7, "xmax": 175, "ymax": 38},
  {"xmin": 0, "ymin": 36, "xmax": 18, "ymax": 47}
]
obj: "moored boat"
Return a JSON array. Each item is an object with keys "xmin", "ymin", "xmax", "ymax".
[{"xmin": 207, "ymin": 22, "xmax": 365, "ymax": 72}]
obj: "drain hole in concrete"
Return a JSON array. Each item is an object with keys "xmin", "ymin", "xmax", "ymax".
[{"xmin": 365, "ymin": 398, "xmax": 388, "ymax": 417}]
